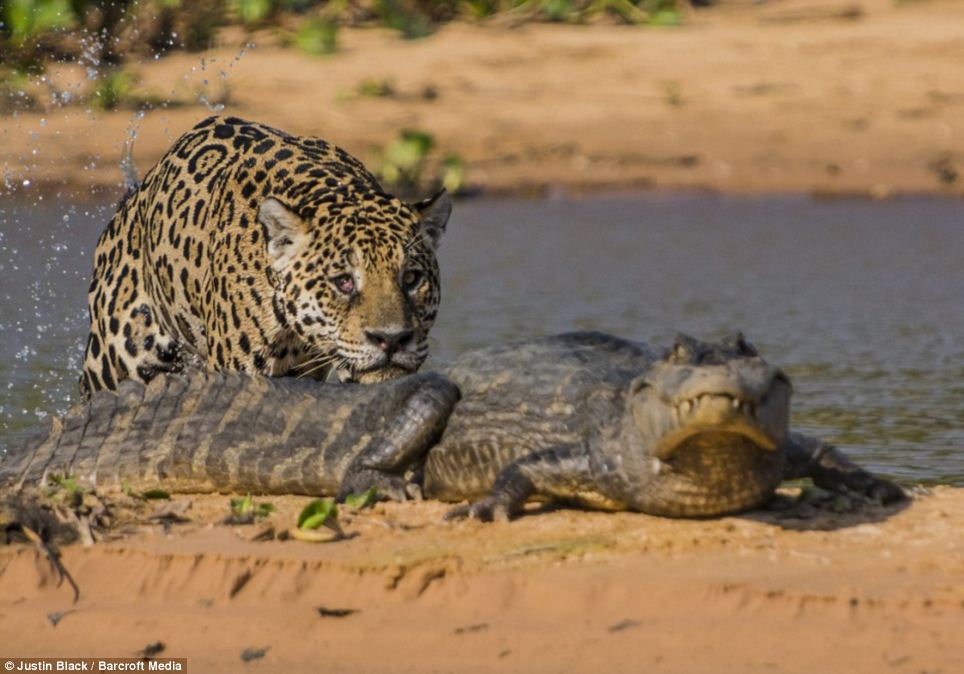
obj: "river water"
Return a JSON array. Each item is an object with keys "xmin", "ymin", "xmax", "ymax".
[{"xmin": 0, "ymin": 193, "xmax": 961, "ymax": 485}]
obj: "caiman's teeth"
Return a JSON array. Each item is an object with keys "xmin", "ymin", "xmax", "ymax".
[{"xmin": 676, "ymin": 395, "xmax": 758, "ymax": 417}]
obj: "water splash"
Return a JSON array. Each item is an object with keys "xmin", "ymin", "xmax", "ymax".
[{"xmin": 0, "ymin": 16, "xmax": 260, "ymax": 449}]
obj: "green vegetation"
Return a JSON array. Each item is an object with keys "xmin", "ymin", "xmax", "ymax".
[
  {"xmin": 47, "ymin": 472, "xmax": 83, "ymax": 498},
  {"xmin": 357, "ymin": 76, "xmax": 396, "ymax": 98},
  {"xmin": 440, "ymin": 154, "xmax": 464, "ymax": 194},
  {"xmin": 289, "ymin": 497, "xmax": 343, "ymax": 542},
  {"xmin": 370, "ymin": 128, "xmax": 466, "ymax": 198},
  {"xmin": 230, "ymin": 0, "xmax": 275, "ymax": 26},
  {"xmin": 2, "ymin": 0, "xmax": 72, "ymax": 45},
  {"xmin": 343, "ymin": 486, "xmax": 379, "ymax": 508},
  {"xmin": 230, "ymin": 493, "xmax": 276, "ymax": 520},
  {"xmin": 0, "ymin": 0, "xmax": 684, "ymax": 113},
  {"xmin": 297, "ymin": 497, "xmax": 338, "ymax": 529},
  {"xmin": 0, "ymin": 0, "xmax": 688, "ymax": 69},
  {"xmin": 89, "ymin": 68, "xmax": 131, "ymax": 110},
  {"xmin": 459, "ymin": 0, "xmax": 681, "ymax": 25},
  {"xmin": 372, "ymin": 128, "xmax": 434, "ymax": 196},
  {"xmin": 294, "ymin": 17, "xmax": 338, "ymax": 55},
  {"xmin": 224, "ymin": 493, "xmax": 276, "ymax": 525},
  {"xmin": 87, "ymin": 67, "xmax": 178, "ymax": 110}
]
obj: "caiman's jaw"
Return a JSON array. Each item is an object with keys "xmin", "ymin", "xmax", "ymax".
[
  {"xmin": 626, "ymin": 332, "xmax": 792, "ymax": 517},
  {"xmin": 650, "ymin": 385, "xmax": 789, "ymax": 460}
]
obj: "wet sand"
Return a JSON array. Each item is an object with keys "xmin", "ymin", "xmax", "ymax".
[
  {"xmin": 1, "ymin": 487, "xmax": 962, "ymax": 672},
  {"xmin": 2, "ymin": 0, "xmax": 964, "ymax": 198}
]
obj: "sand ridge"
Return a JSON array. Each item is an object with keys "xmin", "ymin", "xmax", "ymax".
[{"xmin": 1, "ymin": 487, "xmax": 961, "ymax": 672}]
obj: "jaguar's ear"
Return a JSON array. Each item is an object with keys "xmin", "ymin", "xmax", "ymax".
[
  {"xmin": 258, "ymin": 198, "xmax": 308, "ymax": 268},
  {"xmin": 413, "ymin": 189, "xmax": 452, "ymax": 249}
]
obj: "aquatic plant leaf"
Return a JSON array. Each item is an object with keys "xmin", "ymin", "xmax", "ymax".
[
  {"xmin": 344, "ymin": 487, "xmax": 379, "ymax": 509},
  {"xmin": 298, "ymin": 498, "xmax": 337, "ymax": 529}
]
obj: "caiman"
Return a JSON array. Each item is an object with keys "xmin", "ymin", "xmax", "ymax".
[{"xmin": 0, "ymin": 332, "xmax": 904, "ymax": 520}]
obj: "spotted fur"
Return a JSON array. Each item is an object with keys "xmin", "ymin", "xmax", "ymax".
[{"xmin": 81, "ymin": 116, "xmax": 451, "ymax": 395}]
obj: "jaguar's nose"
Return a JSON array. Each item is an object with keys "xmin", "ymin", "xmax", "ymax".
[{"xmin": 365, "ymin": 328, "xmax": 414, "ymax": 356}]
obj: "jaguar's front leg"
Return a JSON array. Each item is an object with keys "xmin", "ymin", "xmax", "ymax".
[
  {"xmin": 782, "ymin": 431, "xmax": 905, "ymax": 503},
  {"xmin": 338, "ymin": 374, "xmax": 460, "ymax": 502}
]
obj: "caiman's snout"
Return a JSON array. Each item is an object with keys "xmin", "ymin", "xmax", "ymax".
[{"xmin": 631, "ymin": 332, "xmax": 792, "ymax": 460}]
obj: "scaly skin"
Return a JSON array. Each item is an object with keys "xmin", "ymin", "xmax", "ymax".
[
  {"xmin": 3, "ymin": 372, "xmax": 459, "ymax": 501},
  {"xmin": 0, "ymin": 333, "xmax": 904, "ymax": 519}
]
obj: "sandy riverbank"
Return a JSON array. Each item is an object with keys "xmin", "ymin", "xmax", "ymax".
[
  {"xmin": 1, "ymin": 487, "xmax": 961, "ymax": 673},
  {"xmin": 2, "ymin": 3, "xmax": 962, "ymax": 670},
  {"xmin": 2, "ymin": 0, "xmax": 963, "ymax": 200}
]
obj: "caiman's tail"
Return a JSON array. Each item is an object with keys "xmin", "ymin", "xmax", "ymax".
[{"xmin": 0, "ymin": 371, "xmax": 459, "ymax": 499}]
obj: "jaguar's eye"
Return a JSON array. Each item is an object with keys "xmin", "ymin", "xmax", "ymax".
[
  {"xmin": 402, "ymin": 269, "xmax": 423, "ymax": 291},
  {"xmin": 331, "ymin": 273, "xmax": 355, "ymax": 295}
]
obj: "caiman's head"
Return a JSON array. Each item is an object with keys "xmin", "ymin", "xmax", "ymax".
[{"xmin": 622, "ymin": 332, "xmax": 792, "ymax": 517}]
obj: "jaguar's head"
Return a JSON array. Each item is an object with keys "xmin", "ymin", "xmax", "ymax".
[{"xmin": 258, "ymin": 187, "xmax": 451, "ymax": 383}]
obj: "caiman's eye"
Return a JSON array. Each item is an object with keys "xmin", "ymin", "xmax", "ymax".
[
  {"xmin": 737, "ymin": 337, "xmax": 757, "ymax": 357},
  {"xmin": 330, "ymin": 273, "xmax": 355, "ymax": 295},
  {"xmin": 401, "ymin": 269, "xmax": 423, "ymax": 291}
]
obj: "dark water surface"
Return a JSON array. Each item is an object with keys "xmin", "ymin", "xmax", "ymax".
[{"xmin": 1, "ymin": 193, "xmax": 961, "ymax": 485}]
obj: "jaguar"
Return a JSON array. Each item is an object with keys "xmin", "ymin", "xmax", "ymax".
[{"xmin": 81, "ymin": 115, "xmax": 451, "ymax": 395}]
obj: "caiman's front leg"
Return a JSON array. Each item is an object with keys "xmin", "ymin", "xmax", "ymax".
[
  {"xmin": 781, "ymin": 431, "xmax": 905, "ymax": 503},
  {"xmin": 446, "ymin": 445, "xmax": 621, "ymax": 522},
  {"xmin": 338, "ymin": 375, "xmax": 460, "ymax": 502}
]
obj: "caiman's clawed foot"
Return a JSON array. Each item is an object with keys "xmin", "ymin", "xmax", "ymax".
[
  {"xmin": 444, "ymin": 495, "xmax": 516, "ymax": 523},
  {"xmin": 827, "ymin": 470, "xmax": 906, "ymax": 505},
  {"xmin": 871, "ymin": 478, "xmax": 907, "ymax": 504},
  {"xmin": 782, "ymin": 432, "xmax": 907, "ymax": 507},
  {"xmin": 337, "ymin": 469, "xmax": 412, "ymax": 503}
]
